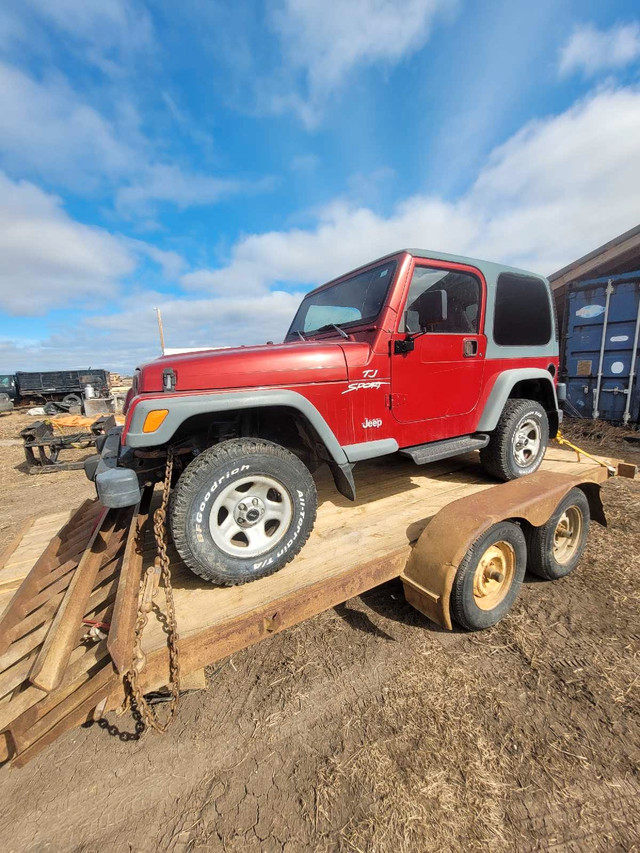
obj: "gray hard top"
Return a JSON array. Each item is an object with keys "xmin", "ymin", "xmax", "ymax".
[{"xmin": 404, "ymin": 249, "xmax": 549, "ymax": 287}]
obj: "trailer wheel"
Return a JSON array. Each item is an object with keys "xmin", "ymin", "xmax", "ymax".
[
  {"xmin": 525, "ymin": 488, "xmax": 590, "ymax": 580},
  {"xmin": 169, "ymin": 438, "xmax": 317, "ymax": 586},
  {"xmin": 450, "ymin": 521, "xmax": 527, "ymax": 631},
  {"xmin": 480, "ymin": 399, "xmax": 549, "ymax": 481}
]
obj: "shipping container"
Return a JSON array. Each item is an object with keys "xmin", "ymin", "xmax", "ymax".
[{"xmin": 561, "ymin": 270, "xmax": 640, "ymax": 424}]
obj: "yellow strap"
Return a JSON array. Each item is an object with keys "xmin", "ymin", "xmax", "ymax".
[{"xmin": 555, "ymin": 429, "xmax": 615, "ymax": 475}]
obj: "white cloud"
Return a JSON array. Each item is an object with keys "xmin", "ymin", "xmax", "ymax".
[
  {"xmin": 269, "ymin": 0, "xmax": 457, "ymax": 122},
  {"xmin": 184, "ymin": 85, "xmax": 640, "ymax": 295},
  {"xmin": 0, "ymin": 60, "xmax": 273, "ymax": 214},
  {"xmin": 1, "ymin": 290, "xmax": 302, "ymax": 373},
  {"xmin": 0, "ymin": 171, "xmax": 136, "ymax": 315},
  {"xmin": 2, "ymin": 0, "xmax": 155, "ymax": 73},
  {"xmin": 116, "ymin": 165, "xmax": 275, "ymax": 217},
  {"xmin": 0, "ymin": 61, "xmax": 137, "ymax": 191},
  {"xmin": 559, "ymin": 22, "xmax": 640, "ymax": 78}
]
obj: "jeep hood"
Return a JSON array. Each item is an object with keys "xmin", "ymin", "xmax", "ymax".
[{"xmin": 136, "ymin": 341, "xmax": 370, "ymax": 393}]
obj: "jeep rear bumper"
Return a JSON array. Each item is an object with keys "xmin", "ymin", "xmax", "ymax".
[{"xmin": 84, "ymin": 426, "xmax": 142, "ymax": 508}]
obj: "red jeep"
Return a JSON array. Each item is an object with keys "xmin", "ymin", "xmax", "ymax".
[{"xmin": 86, "ymin": 249, "xmax": 563, "ymax": 585}]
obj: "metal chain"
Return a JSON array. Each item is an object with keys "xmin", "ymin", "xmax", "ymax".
[{"xmin": 124, "ymin": 447, "xmax": 181, "ymax": 732}]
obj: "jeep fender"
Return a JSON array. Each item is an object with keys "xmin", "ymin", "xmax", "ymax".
[
  {"xmin": 475, "ymin": 369, "xmax": 560, "ymax": 434},
  {"xmin": 125, "ymin": 389, "xmax": 358, "ymax": 500}
]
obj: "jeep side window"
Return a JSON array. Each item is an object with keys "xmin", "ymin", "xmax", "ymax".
[
  {"xmin": 493, "ymin": 273, "xmax": 552, "ymax": 346},
  {"xmin": 403, "ymin": 267, "xmax": 481, "ymax": 334}
]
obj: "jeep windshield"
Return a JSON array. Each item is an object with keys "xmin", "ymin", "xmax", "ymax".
[{"xmin": 286, "ymin": 260, "xmax": 397, "ymax": 339}]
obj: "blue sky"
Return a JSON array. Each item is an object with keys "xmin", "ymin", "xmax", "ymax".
[{"xmin": 1, "ymin": 0, "xmax": 639, "ymax": 372}]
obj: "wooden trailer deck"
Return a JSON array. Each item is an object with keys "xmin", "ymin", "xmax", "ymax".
[{"xmin": 0, "ymin": 446, "xmax": 623, "ymax": 766}]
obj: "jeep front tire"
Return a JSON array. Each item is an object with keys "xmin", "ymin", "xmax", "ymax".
[
  {"xmin": 480, "ymin": 399, "xmax": 549, "ymax": 481},
  {"xmin": 169, "ymin": 438, "xmax": 318, "ymax": 585}
]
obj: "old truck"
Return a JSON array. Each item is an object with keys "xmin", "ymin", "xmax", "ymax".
[{"xmin": 0, "ymin": 370, "xmax": 110, "ymax": 409}]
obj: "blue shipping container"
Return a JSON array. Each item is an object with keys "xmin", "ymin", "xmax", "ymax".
[{"xmin": 562, "ymin": 270, "xmax": 640, "ymax": 424}]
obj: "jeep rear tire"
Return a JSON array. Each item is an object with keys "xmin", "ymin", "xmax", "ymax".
[
  {"xmin": 480, "ymin": 399, "xmax": 549, "ymax": 481},
  {"xmin": 169, "ymin": 438, "xmax": 317, "ymax": 586}
]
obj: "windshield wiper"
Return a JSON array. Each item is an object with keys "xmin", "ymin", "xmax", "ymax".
[
  {"xmin": 295, "ymin": 330, "xmax": 306, "ymax": 341},
  {"xmin": 316, "ymin": 323, "xmax": 349, "ymax": 339}
]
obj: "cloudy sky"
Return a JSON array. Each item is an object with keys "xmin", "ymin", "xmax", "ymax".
[{"xmin": 1, "ymin": 0, "xmax": 640, "ymax": 373}]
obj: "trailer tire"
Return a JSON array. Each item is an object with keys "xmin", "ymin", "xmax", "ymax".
[
  {"xmin": 169, "ymin": 438, "xmax": 317, "ymax": 586},
  {"xmin": 480, "ymin": 399, "xmax": 549, "ymax": 481},
  {"xmin": 450, "ymin": 521, "xmax": 527, "ymax": 631},
  {"xmin": 525, "ymin": 488, "xmax": 590, "ymax": 580}
]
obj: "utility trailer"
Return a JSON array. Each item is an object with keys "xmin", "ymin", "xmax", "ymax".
[{"xmin": 0, "ymin": 446, "xmax": 635, "ymax": 767}]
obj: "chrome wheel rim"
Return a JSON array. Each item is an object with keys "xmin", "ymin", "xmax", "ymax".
[
  {"xmin": 552, "ymin": 506, "xmax": 583, "ymax": 564},
  {"xmin": 208, "ymin": 475, "xmax": 293, "ymax": 558},
  {"xmin": 472, "ymin": 541, "xmax": 516, "ymax": 611},
  {"xmin": 512, "ymin": 418, "xmax": 542, "ymax": 468}
]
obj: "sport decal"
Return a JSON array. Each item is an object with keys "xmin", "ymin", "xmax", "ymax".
[{"xmin": 342, "ymin": 381, "xmax": 390, "ymax": 394}]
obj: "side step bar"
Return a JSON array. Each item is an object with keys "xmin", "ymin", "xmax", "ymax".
[{"xmin": 400, "ymin": 434, "xmax": 489, "ymax": 466}]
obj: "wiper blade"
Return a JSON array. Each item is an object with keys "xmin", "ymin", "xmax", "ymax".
[{"xmin": 316, "ymin": 323, "xmax": 349, "ymax": 339}]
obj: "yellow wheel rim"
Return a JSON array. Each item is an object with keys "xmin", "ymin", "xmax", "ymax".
[
  {"xmin": 473, "ymin": 541, "xmax": 516, "ymax": 611},
  {"xmin": 552, "ymin": 506, "xmax": 583, "ymax": 565}
]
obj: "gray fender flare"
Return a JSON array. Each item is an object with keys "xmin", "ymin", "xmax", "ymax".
[
  {"xmin": 126, "ymin": 389, "xmax": 349, "ymax": 464},
  {"xmin": 475, "ymin": 368, "xmax": 560, "ymax": 433}
]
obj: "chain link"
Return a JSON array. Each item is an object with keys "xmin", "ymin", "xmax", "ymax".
[{"xmin": 124, "ymin": 447, "xmax": 181, "ymax": 732}]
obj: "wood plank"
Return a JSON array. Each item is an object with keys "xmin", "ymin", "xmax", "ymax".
[
  {"xmin": 0, "ymin": 518, "xmax": 35, "ymax": 572},
  {"xmin": 107, "ymin": 489, "xmax": 152, "ymax": 674},
  {"xmin": 12, "ymin": 677, "xmax": 114, "ymax": 768},
  {"xmin": 0, "ymin": 640, "xmax": 111, "ymax": 731},
  {"xmin": 10, "ymin": 642, "xmax": 113, "ymax": 739},
  {"xmin": 28, "ymin": 509, "xmax": 111, "ymax": 692},
  {"xmin": 134, "ymin": 547, "xmax": 409, "ymax": 698},
  {"xmin": 0, "ymin": 500, "xmax": 98, "ymax": 652}
]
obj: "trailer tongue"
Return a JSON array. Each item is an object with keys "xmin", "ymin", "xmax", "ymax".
[{"xmin": 0, "ymin": 447, "xmax": 634, "ymax": 767}]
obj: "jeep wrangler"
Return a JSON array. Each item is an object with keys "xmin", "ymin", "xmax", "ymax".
[{"xmin": 86, "ymin": 249, "xmax": 564, "ymax": 586}]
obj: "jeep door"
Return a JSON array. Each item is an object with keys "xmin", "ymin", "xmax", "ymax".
[{"xmin": 390, "ymin": 261, "xmax": 486, "ymax": 428}]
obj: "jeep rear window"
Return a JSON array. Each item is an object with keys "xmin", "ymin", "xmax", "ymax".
[
  {"xmin": 493, "ymin": 273, "xmax": 552, "ymax": 347},
  {"xmin": 287, "ymin": 261, "xmax": 397, "ymax": 337}
]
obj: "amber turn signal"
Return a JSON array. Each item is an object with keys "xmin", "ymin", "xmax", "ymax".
[{"xmin": 142, "ymin": 409, "xmax": 169, "ymax": 433}]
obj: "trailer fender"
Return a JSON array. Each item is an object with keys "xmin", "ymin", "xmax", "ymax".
[{"xmin": 401, "ymin": 469, "xmax": 610, "ymax": 630}]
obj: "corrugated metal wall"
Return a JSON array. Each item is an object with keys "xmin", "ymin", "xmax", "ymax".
[{"xmin": 562, "ymin": 270, "xmax": 640, "ymax": 424}]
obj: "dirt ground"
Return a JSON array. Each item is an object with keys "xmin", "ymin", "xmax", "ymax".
[{"xmin": 0, "ymin": 411, "xmax": 639, "ymax": 852}]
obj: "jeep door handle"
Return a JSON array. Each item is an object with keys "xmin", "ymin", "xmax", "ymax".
[{"xmin": 463, "ymin": 339, "xmax": 479, "ymax": 357}]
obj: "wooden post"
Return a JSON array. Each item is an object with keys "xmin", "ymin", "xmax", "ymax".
[{"xmin": 155, "ymin": 307, "xmax": 165, "ymax": 355}]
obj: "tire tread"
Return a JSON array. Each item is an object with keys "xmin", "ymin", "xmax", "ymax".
[
  {"xmin": 169, "ymin": 438, "xmax": 317, "ymax": 586},
  {"xmin": 480, "ymin": 398, "xmax": 548, "ymax": 481}
]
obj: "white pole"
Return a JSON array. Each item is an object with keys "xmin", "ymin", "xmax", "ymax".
[
  {"xmin": 623, "ymin": 284, "xmax": 640, "ymax": 425},
  {"xmin": 592, "ymin": 280, "xmax": 613, "ymax": 420},
  {"xmin": 155, "ymin": 307, "xmax": 165, "ymax": 356}
]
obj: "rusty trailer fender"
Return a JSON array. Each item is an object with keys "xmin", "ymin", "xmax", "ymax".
[{"xmin": 401, "ymin": 464, "xmax": 633, "ymax": 631}]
